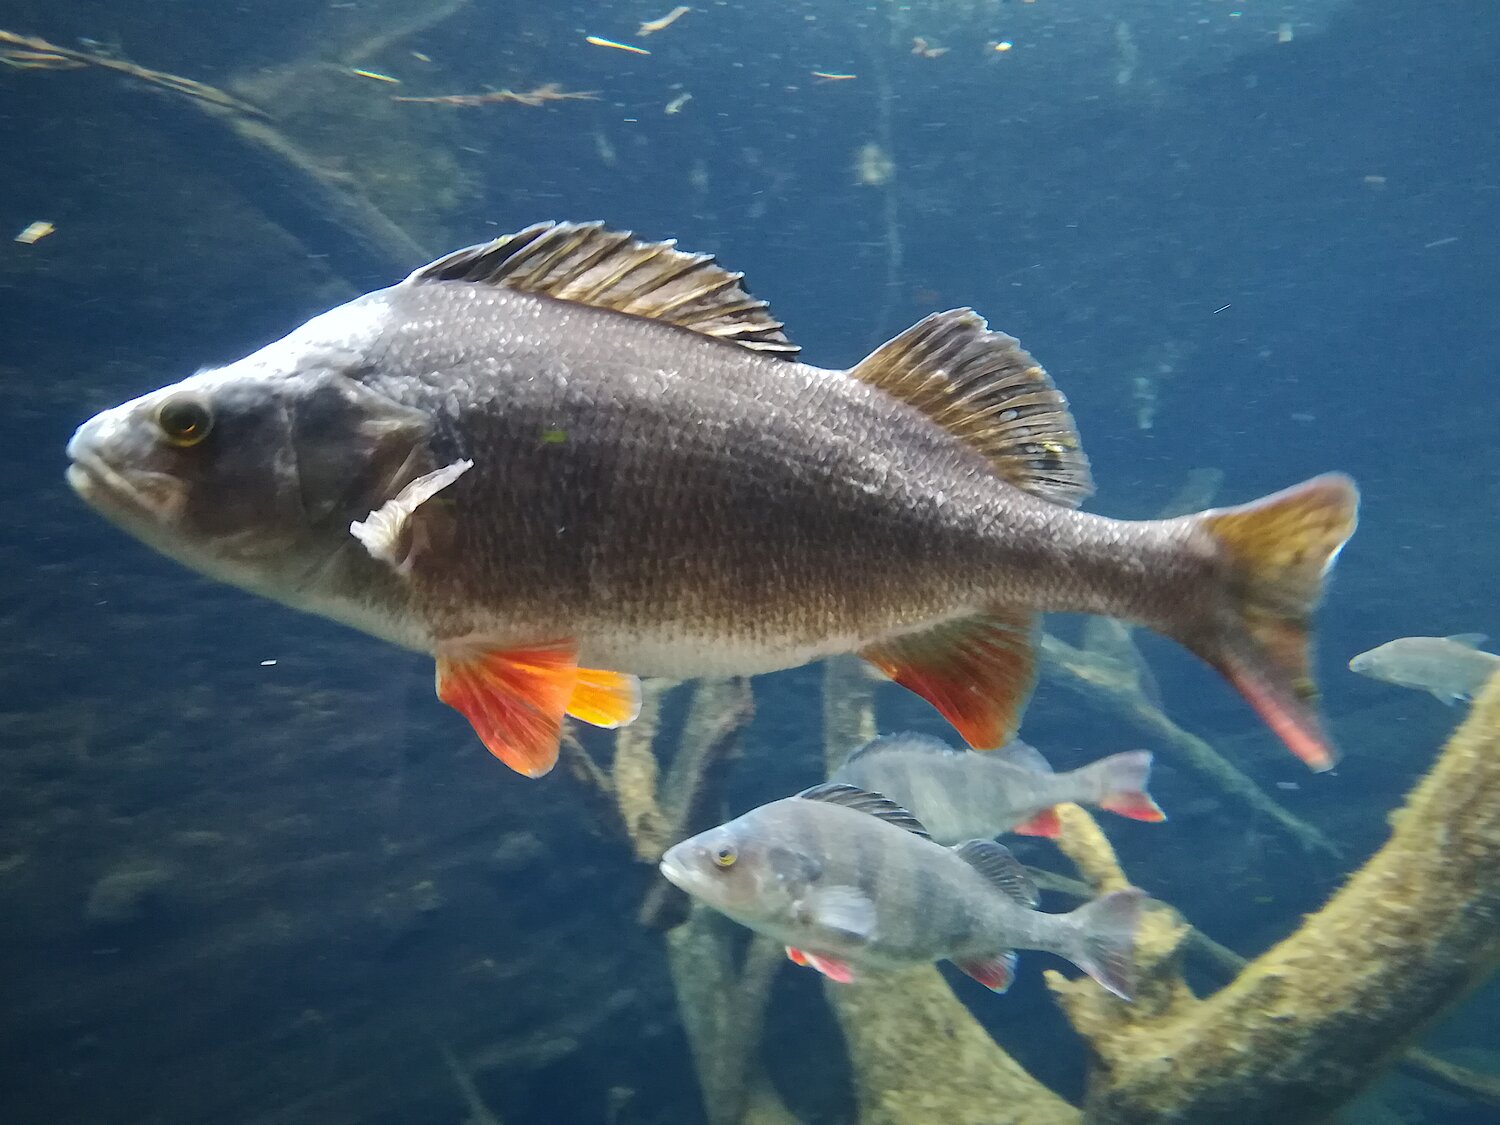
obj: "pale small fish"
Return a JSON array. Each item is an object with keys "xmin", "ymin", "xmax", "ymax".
[
  {"xmin": 1349, "ymin": 635, "xmax": 1499, "ymax": 705},
  {"xmin": 659, "ymin": 782, "xmax": 1144, "ymax": 997},
  {"xmin": 67, "ymin": 221, "xmax": 1358, "ymax": 780},
  {"xmin": 831, "ymin": 732, "xmax": 1164, "ymax": 843}
]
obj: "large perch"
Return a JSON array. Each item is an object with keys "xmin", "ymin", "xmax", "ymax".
[{"xmin": 1050, "ymin": 674, "xmax": 1500, "ymax": 1123}]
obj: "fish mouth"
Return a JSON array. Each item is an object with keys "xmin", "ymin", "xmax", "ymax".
[
  {"xmin": 658, "ymin": 850, "xmax": 693, "ymax": 892},
  {"xmin": 66, "ymin": 448, "xmax": 185, "ymax": 531}
]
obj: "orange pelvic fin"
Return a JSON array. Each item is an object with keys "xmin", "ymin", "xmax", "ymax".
[
  {"xmin": 1192, "ymin": 473, "xmax": 1360, "ymax": 771},
  {"xmin": 435, "ymin": 641, "xmax": 579, "ymax": 778},
  {"xmin": 861, "ymin": 608, "xmax": 1038, "ymax": 749},
  {"xmin": 567, "ymin": 667, "xmax": 643, "ymax": 729}
]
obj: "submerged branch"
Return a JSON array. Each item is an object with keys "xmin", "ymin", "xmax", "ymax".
[
  {"xmin": 1050, "ymin": 676, "xmax": 1500, "ymax": 1123},
  {"xmin": 0, "ymin": 29, "xmax": 267, "ymax": 117}
]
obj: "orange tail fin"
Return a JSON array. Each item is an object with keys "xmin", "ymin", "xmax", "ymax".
[{"xmin": 1189, "ymin": 473, "xmax": 1359, "ymax": 771}]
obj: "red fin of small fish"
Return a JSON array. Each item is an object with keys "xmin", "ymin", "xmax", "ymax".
[
  {"xmin": 954, "ymin": 950, "xmax": 1018, "ymax": 993},
  {"xmin": 1089, "ymin": 750, "xmax": 1166, "ymax": 823},
  {"xmin": 861, "ymin": 608, "xmax": 1038, "ymax": 749},
  {"xmin": 785, "ymin": 946, "xmax": 810, "ymax": 967},
  {"xmin": 1010, "ymin": 806, "xmax": 1062, "ymax": 837},
  {"xmin": 435, "ymin": 641, "xmax": 578, "ymax": 777},
  {"xmin": 567, "ymin": 667, "xmax": 643, "ymax": 728},
  {"xmin": 1191, "ymin": 473, "xmax": 1359, "ymax": 772},
  {"xmin": 799, "ymin": 951, "xmax": 856, "ymax": 984},
  {"xmin": 1098, "ymin": 791, "xmax": 1167, "ymax": 823}
]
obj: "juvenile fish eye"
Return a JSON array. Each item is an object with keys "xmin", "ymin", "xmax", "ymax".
[
  {"xmin": 155, "ymin": 394, "xmax": 213, "ymax": 447},
  {"xmin": 714, "ymin": 846, "xmax": 737, "ymax": 868}
]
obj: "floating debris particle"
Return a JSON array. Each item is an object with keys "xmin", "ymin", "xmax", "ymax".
[
  {"xmin": 411, "ymin": 50, "xmax": 432, "ymax": 63},
  {"xmin": 586, "ymin": 35, "xmax": 651, "ymax": 55},
  {"xmin": 638, "ymin": 5, "xmax": 691, "ymax": 36},
  {"xmin": 988, "ymin": 40, "xmax": 1014, "ymax": 54},
  {"xmin": 14, "ymin": 220, "xmax": 54, "ymax": 244},
  {"xmin": 393, "ymin": 83, "xmax": 598, "ymax": 108},
  {"xmin": 0, "ymin": 47, "xmax": 84, "ymax": 70},
  {"xmin": 811, "ymin": 70, "xmax": 857, "ymax": 81},
  {"xmin": 912, "ymin": 37, "xmax": 949, "ymax": 59},
  {"xmin": 1362, "ymin": 174, "xmax": 1387, "ymax": 188},
  {"xmin": 1424, "ymin": 236, "xmax": 1458, "ymax": 249},
  {"xmin": 350, "ymin": 68, "xmax": 401, "ymax": 84},
  {"xmin": 854, "ymin": 142, "xmax": 894, "ymax": 187},
  {"xmin": 664, "ymin": 91, "xmax": 692, "ymax": 115},
  {"xmin": 259, "ymin": 659, "xmax": 278, "ymax": 666},
  {"xmin": 1277, "ymin": 23, "xmax": 1294, "ymax": 43}
]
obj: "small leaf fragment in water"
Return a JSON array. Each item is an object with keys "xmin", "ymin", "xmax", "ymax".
[
  {"xmin": 14, "ymin": 220, "xmax": 55, "ymax": 244},
  {"xmin": 586, "ymin": 36, "xmax": 651, "ymax": 56}
]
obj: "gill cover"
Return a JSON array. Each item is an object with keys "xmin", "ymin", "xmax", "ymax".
[{"xmin": 286, "ymin": 373, "xmax": 432, "ymax": 527}]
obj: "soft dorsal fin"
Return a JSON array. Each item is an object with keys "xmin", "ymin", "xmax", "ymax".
[
  {"xmin": 841, "ymin": 731, "xmax": 958, "ymax": 766},
  {"xmin": 850, "ymin": 309, "xmax": 1092, "ymax": 507},
  {"xmin": 994, "ymin": 740, "xmax": 1054, "ymax": 774},
  {"xmin": 953, "ymin": 839, "xmax": 1039, "ymax": 907},
  {"xmin": 797, "ymin": 782, "xmax": 932, "ymax": 839},
  {"xmin": 406, "ymin": 221, "xmax": 799, "ymax": 358},
  {"xmin": 1446, "ymin": 633, "xmax": 1487, "ymax": 648}
]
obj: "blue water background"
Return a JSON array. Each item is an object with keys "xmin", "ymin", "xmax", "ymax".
[{"xmin": 2, "ymin": 0, "xmax": 1498, "ymax": 1121}]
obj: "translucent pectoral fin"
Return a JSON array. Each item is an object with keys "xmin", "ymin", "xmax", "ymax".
[{"xmin": 350, "ymin": 459, "xmax": 472, "ymax": 574}]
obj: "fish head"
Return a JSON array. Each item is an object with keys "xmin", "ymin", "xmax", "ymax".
[
  {"xmin": 659, "ymin": 816, "xmax": 824, "ymax": 927},
  {"xmin": 66, "ymin": 337, "xmax": 430, "ymax": 603}
]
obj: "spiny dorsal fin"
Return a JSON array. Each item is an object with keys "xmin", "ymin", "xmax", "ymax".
[
  {"xmin": 796, "ymin": 782, "xmax": 932, "ymax": 839},
  {"xmin": 953, "ymin": 839, "xmax": 1039, "ymax": 907},
  {"xmin": 851, "ymin": 309, "xmax": 1092, "ymax": 507},
  {"xmin": 407, "ymin": 221, "xmax": 799, "ymax": 358}
]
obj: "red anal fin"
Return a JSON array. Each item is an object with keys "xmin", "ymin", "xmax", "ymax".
[
  {"xmin": 567, "ymin": 667, "xmax": 643, "ymax": 729},
  {"xmin": 861, "ymin": 608, "xmax": 1038, "ymax": 750},
  {"xmin": 1010, "ymin": 806, "xmax": 1062, "ymax": 837},
  {"xmin": 435, "ymin": 640, "xmax": 577, "ymax": 778},
  {"xmin": 785, "ymin": 946, "xmax": 810, "ymax": 966},
  {"xmin": 1098, "ymin": 792, "xmax": 1167, "ymax": 823},
  {"xmin": 801, "ymin": 951, "xmax": 856, "ymax": 984},
  {"xmin": 954, "ymin": 950, "xmax": 1018, "ymax": 993}
]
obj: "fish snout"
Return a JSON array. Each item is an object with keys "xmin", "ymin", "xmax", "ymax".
[
  {"xmin": 66, "ymin": 405, "xmax": 188, "ymax": 525},
  {"xmin": 658, "ymin": 842, "xmax": 696, "ymax": 890}
]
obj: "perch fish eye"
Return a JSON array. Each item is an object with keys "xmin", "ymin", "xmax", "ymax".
[
  {"xmin": 713, "ymin": 846, "xmax": 737, "ymax": 868},
  {"xmin": 156, "ymin": 394, "xmax": 213, "ymax": 447}
]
